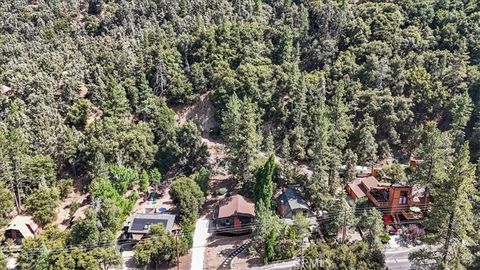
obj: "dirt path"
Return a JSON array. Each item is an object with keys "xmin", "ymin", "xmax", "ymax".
[{"xmin": 54, "ymin": 192, "xmax": 88, "ymax": 231}]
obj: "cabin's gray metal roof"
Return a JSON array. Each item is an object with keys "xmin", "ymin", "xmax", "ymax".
[
  {"xmin": 127, "ymin": 213, "xmax": 176, "ymax": 234},
  {"xmin": 280, "ymin": 187, "xmax": 309, "ymax": 210}
]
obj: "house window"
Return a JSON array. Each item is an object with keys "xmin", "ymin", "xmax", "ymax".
[
  {"xmin": 224, "ymin": 218, "xmax": 232, "ymax": 226},
  {"xmin": 399, "ymin": 191, "xmax": 408, "ymax": 205}
]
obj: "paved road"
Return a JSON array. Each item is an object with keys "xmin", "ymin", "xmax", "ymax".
[
  {"xmin": 248, "ymin": 259, "xmax": 298, "ymax": 270},
  {"xmin": 385, "ymin": 245, "xmax": 424, "ymax": 270},
  {"xmin": 191, "ymin": 217, "xmax": 211, "ymax": 270}
]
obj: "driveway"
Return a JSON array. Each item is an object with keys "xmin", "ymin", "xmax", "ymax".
[{"xmin": 191, "ymin": 217, "xmax": 211, "ymax": 270}]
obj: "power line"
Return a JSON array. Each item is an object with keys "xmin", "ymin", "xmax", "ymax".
[{"xmin": 3, "ymin": 204, "xmax": 429, "ymax": 257}]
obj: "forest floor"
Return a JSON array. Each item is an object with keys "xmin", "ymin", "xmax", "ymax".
[
  {"xmin": 203, "ymin": 234, "xmax": 254, "ymax": 270},
  {"xmin": 54, "ymin": 191, "xmax": 88, "ymax": 231}
]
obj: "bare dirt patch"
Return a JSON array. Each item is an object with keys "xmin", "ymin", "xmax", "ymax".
[
  {"xmin": 174, "ymin": 91, "xmax": 217, "ymax": 136},
  {"xmin": 54, "ymin": 192, "xmax": 88, "ymax": 231},
  {"xmin": 203, "ymin": 234, "xmax": 258, "ymax": 270}
]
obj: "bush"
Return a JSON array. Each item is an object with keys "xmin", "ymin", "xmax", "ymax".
[
  {"xmin": 379, "ymin": 234, "xmax": 391, "ymax": 243},
  {"xmin": 180, "ymin": 220, "xmax": 195, "ymax": 248},
  {"xmin": 169, "ymin": 177, "xmax": 205, "ymax": 222},
  {"xmin": 193, "ymin": 167, "xmax": 210, "ymax": 195},
  {"xmin": 216, "ymin": 187, "xmax": 227, "ymax": 196},
  {"xmin": 58, "ymin": 179, "xmax": 74, "ymax": 199},
  {"xmin": 26, "ymin": 187, "xmax": 61, "ymax": 225},
  {"xmin": 69, "ymin": 201, "xmax": 80, "ymax": 218}
]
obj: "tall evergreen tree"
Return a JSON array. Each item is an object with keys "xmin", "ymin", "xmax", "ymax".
[
  {"xmin": 410, "ymin": 143, "xmax": 477, "ymax": 269},
  {"xmin": 327, "ymin": 80, "xmax": 352, "ymax": 194},
  {"xmin": 221, "ymin": 93, "xmax": 262, "ymax": 191},
  {"xmin": 355, "ymin": 114, "xmax": 378, "ymax": 165},
  {"xmin": 254, "ymin": 154, "xmax": 275, "ymax": 210},
  {"xmin": 102, "ymin": 77, "xmax": 129, "ymax": 117},
  {"xmin": 263, "ymin": 228, "xmax": 277, "ymax": 264},
  {"xmin": 413, "ymin": 121, "xmax": 452, "ymax": 208},
  {"xmin": 308, "ymin": 98, "xmax": 331, "ymax": 184},
  {"xmin": 343, "ymin": 149, "xmax": 358, "ymax": 185},
  {"xmin": 360, "ymin": 208, "xmax": 384, "ymax": 249},
  {"xmin": 265, "ymin": 131, "xmax": 275, "ymax": 155}
]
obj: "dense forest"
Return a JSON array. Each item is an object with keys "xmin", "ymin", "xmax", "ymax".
[{"xmin": 0, "ymin": 0, "xmax": 480, "ymax": 269}]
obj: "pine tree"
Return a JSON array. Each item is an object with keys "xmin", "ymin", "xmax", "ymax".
[
  {"xmin": 410, "ymin": 143, "xmax": 477, "ymax": 269},
  {"xmin": 263, "ymin": 228, "xmax": 277, "ymax": 264},
  {"xmin": 290, "ymin": 126, "xmax": 307, "ymax": 160},
  {"xmin": 103, "ymin": 77, "xmax": 129, "ymax": 117},
  {"xmin": 308, "ymin": 98, "xmax": 331, "ymax": 182},
  {"xmin": 360, "ymin": 208, "xmax": 384, "ymax": 249},
  {"xmin": 265, "ymin": 131, "xmax": 275, "ymax": 155},
  {"xmin": 254, "ymin": 154, "xmax": 275, "ymax": 210},
  {"xmin": 355, "ymin": 114, "xmax": 378, "ymax": 165},
  {"xmin": 413, "ymin": 121, "xmax": 452, "ymax": 208},
  {"xmin": 344, "ymin": 149, "xmax": 358, "ymax": 185},
  {"xmin": 327, "ymin": 80, "xmax": 352, "ymax": 194},
  {"xmin": 449, "ymin": 91, "xmax": 473, "ymax": 148},
  {"xmin": 281, "ymin": 135, "xmax": 291, "ymax": 162},
  {"xmin": 221, "ymin": 93, "xmax": 262, "ymax": 191}
]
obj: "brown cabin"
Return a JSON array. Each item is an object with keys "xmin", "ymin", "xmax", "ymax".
[
  {"xmin": 346, "ymin": 176, "xmax": 429, "ymax": 222},
  {"xmin": 214, "ymin": 195, "xmax": 255, "ymax": 234},
  {"xmin": 4, "ymin": 215, "xmax": 39, "ymax": 244}
]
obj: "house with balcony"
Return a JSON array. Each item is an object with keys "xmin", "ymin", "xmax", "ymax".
[
  {"xmin": 214, "ymin": 194, "xmax": 255, "ymax": 234},
  {"xmin": 346, "ymin": 176, "xmax": 428, "ymax": 224}
]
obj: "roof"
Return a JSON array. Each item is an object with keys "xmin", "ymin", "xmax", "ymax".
[
  {"xmin": 6, "ymin": 215, "xmax": 38, "ymax": 238},
  {"xmin": 217, "ymin": 194, "xmax": 255, "ymax": 219},
  {"xmin": 347, "ymin": 176, "xmax": 380, "ymax": 199},
  {"xmin": 127, "ymin": 213, "xmax": 176, "ymax": 234},
  {"xmin": 279, "ymin": 187, "xmax": 309, "ymax": 211}
]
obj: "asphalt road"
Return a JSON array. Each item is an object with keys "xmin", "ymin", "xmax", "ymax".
[
  {"xmin": 385, "ymin": 245, "xmax": 424, "ymax": 270},
  {"xmin": 249, "ymin": 259, "xmax": 299, "ymax": 270}
]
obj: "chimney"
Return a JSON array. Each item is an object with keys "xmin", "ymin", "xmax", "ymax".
[{"xmin": 279, "ymin": 200, "xmax": 285, "ymax": 217}]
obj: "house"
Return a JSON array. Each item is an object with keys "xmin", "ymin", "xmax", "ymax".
[
  {"xmin": 4, "ymin": 215, "xmax": 39, "ymax": 244},
  {"xmin": 277, "ymin": 187, "xmax": 317, "ymax": 227},
  {"xmin": 346, "ymin": 176, "xmax": 387, "ymax": 200},
  {"xmin": 126, "ymin": 213, "xmax": 177, "ymax": 240},
  {"xmin": 214, "ymin": 194, "xmax": 255, "ymax": 234},
  {"xmin": 346, "ymin": 176, "xmax": 429, "ymax": 224}
]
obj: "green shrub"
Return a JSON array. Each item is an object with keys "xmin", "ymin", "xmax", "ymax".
[
  {"xmin": 69, "ymin": 201, "xmax": 80, "ymax": 218},
  {"xmin": 216, "ymin": 188, "xmax": 227, "ymax": 196},
  {"xmin": 379, "ymin": 234, "xmax": 391, "ymax": 243},
  {"xmin": 180, "ymin": 220, "xmax": 195, "ymax": 248},
  {"xmin": 59, "ymin": 179, "xmax": 74, "ymax": 199}
]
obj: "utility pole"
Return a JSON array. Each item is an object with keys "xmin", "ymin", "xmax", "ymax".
[
  {"xmin": 300, "ymin": 237, "xmax": 304, "ymax": 270},
  {"xmin": 175, "ymin": 231, "xmax": 180, "ymax": 270}
]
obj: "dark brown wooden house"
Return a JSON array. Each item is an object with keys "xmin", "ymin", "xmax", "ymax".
[{"xmin": 214, "ymin": 195, "xmax": 255, "ymax": 234}]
